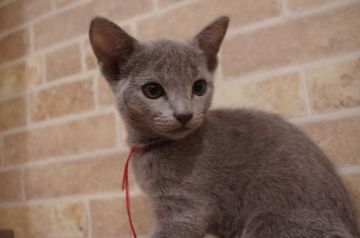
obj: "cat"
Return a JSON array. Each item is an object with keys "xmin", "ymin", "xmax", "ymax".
[{"xmin": 89, "ymin": 16, "xmax": 360, "ymax": 238}]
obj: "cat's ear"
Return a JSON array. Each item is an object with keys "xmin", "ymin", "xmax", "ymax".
[
  {"xmin": 89, "ymin": 17, "xmax": 137, "ymax": 82},
  {"xmin": 193, "ymin": 16, "xmax": 229, "ymax": 72}
]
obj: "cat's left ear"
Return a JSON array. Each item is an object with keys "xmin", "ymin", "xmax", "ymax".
[{"xmin": 193, "ymin": 16, "xmax": 229, "ymax": 72}]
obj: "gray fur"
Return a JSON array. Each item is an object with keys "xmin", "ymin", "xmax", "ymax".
[{"xmin": 89, "ymin": 16, "xmax": 359, "ymax": 238}]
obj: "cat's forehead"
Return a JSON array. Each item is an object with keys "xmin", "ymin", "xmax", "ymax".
[
  {"xmin": 143, "ymin": 39, "xmax": 199, "ymax": 59},
  {"xmin": 134, "ymin": 39, "xmax": 204, "ymax": 77}
]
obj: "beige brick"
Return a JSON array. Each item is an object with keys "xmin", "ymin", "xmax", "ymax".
[
  {"xmin": 0, "ymin": 202, "xmax": 87, "ymax": 238},
  {"xmin": 34, "ymin": 0, "xmax": 153, "ymax": 49},
  {"xmin": 222, "ymin": 3, "xmax": 360, "ymax": 78},
  {"xmin": 98, "ymin": 75, "xmax": 115, "ymax": 106},
  {"xmin": 53, "ymin": 0, "xmax": 79, "ymax": 8},
  {"xmin": 0, "ymin": 137, "xmax": 3, "ymax": 166},
  {"xmin": 91, "ymin": 196, "xmax": 154, "ymax": 237},
  {"xmin": 0, "ymin": 0, "xmax": 51, "ymax": 32},
  {"xmin": 49, "ymin": 202, "xmax": 87, "ymax": 238},
  {"xmin": 84, "ymin": 39, "xmax": 98, "ymax": 70},
  {"xmin": 213, "ymin": 73, "xmax": 306, "ymax": 118},
  {"xmin": 0, "ymin": 170, "xmax": 22, "ymax": 203},
  {"xmin": 25, "ymin": 153, "xmax": 128, "ymax": 199},
  {"xmin": 342, "ymin": 173, "xmax": 360, "ymax": 219},
  {"xmin": 31, "ymin": 79, "xmax": 95, "ymax": 122},
  {"xmin": 138, "ymin": 0, "xmax": 280, "ymax": 39},
  {"xmin": 301, "ymin": 116, "xmax": 360, "ymax": 166},
  {"xmin": 34, "ymin": 2, "xmax": 92, "ymax": 49},
  {"xmin": 0, "ymin": 97, "xmax": 26, "ymax": 132},
  {"xmin": 0, "ymin": 56, "xmax": 43, "ymax": 98},
  {"xmin": 45, "ymin": 43, "xmax": 81, "ymax": 81},
  {"xmin": 156, "ymin": 0, "xmax": 182, "ymax": 8},
  {"xmin": 3, "ymin": 113, "xmax": 116, "ymax": 165},
  {"xmin": 0, "ymin": 29, "xmax": 29, "ymax": 64},
  {"xmin": 287, "ymin": 0, "xmax": 336, "ymax": 12},
  {"xmin": 306, "ymin": 59, "xmax": 360, "ymax": 113},
  {"xmin": 118, "ymin": 115, "xmax": 129, "ymax": 150},
  {"xmin": 0, "ymin": 205, "xmax": 49, "ymax": 238}
]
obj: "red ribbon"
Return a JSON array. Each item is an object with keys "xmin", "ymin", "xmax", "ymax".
[{"xmin": 122, "ymin": 147, "xmax": 143, "ymax": 238}]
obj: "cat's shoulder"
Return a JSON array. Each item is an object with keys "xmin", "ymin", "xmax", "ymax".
[
  {"xmin": 207, "ymin": 108, "xmax": 286, "ymax": 125},
  {"xmin": 205, "ymin": 108, "xmax": 298, "ymax": 134}
]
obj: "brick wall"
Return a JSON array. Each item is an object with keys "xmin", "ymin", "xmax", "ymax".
[{"xmin": 0, "ymin": 0, "xmax": 359, "ymax": 237}]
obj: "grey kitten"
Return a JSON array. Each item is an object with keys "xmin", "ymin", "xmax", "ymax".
[{"xmin": 89, "ymin": 16, "xmax": 359, "ymax": 238}]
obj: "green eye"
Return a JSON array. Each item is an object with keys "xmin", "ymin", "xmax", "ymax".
[
  {"xmin": 142, "ymin": 82, "xmax": 164, "ymax": 99},
  {"xmin": 192, "ymin": 79, "xmax": 207, "ymax": 96}
]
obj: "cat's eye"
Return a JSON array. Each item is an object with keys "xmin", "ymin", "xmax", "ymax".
[
  {"xmin": 142, "ymin": 82, "xmax": 164, "ymax": 99},
  {"xmin": 192, "ymin": 80, "xmax": 207, "ymax": 96}
]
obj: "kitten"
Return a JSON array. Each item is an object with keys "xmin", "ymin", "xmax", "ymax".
[{"xmin": 89, "ymin": 16, "xmax": 359, "ymax": 238}]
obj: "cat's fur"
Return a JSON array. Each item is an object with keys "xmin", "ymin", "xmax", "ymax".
[{"xmin": 89, "ymin": 16, "xmax": 359, "ymax": 238}]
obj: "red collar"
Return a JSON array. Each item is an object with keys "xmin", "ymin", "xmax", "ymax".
[{"xmin": 121, "ymin": 141, "xmax": 170, "ymax": 238}]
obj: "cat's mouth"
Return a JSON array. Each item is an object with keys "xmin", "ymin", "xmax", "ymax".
[
  {"xmin": 164, "ymin": 126, "xmax": 194, "ymax": 139},
  {"xmin": 162, "ymin": 119, "xmax": 204, "ymax": 139},
  {"xmin": 155, "ymin": 119, "xmax": 203, "ymax": 139}
]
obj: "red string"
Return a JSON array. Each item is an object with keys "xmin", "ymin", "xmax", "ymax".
[
  {"xmin": 122, "ymin": 147, "xmax": 143, "ymax": 238},
  {"xmin": 121, "ymin": 142, "xmax": 168, "ymax": 237}
]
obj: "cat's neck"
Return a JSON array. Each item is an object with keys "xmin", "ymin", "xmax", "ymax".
[{"xmin": 125, "ymin": 124, "xmax": 171, "ymax": 148}]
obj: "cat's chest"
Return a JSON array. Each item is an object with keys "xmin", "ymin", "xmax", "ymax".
[{"xmin": 131, "ymin": 149, "xmax": 196, "ymax": 193}]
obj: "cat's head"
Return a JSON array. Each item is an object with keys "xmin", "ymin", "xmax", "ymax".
[{"xmin": 89, "ymin": 16, "xmax": 229, "ymax": 141}]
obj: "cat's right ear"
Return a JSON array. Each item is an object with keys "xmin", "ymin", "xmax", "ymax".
[{"xmin": 89, "ymin": 17, "xmax": 137, "ymax": 83}]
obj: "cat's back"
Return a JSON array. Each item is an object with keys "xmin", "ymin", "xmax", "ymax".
[
  {"xmin": 206, "ymin": 108, "xmax": 302, "ymax": 140},
  {"xmin": 200, "ymin": 109, "xmax": 359, "ymax": 237},
  {"xmin": 204, "ymin": 108, "xmax": 315, "ymax": 157},
  {"xmin": 202, "ymin": 108, "xmax": 340, "ymax": 194}
]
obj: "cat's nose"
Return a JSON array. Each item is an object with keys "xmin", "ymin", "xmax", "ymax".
[{"xmin": 174, "ymin": 113, "xmax": 193, "ymax": 125}]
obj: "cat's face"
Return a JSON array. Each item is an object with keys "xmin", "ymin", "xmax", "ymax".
[
  {"xmin": 89, "ymin": 17, "xmax": 229, "ymax": 140},
  {"xmin": 115, "ymin": 40, "xmax": 214, "ymax": 139}
]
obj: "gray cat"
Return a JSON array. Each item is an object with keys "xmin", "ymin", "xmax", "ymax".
[{"xmin": 89, "ymin": 16, "xmax": 359, "ymax": 238}]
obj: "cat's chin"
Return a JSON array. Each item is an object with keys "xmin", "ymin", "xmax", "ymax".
[
  {"xmin": 161, "ymin": 127, "xmax": 195, "ymax": 140},
  {"xmin": 160, "ymin": 120, "xmax": 204, "ymax": 140}
]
